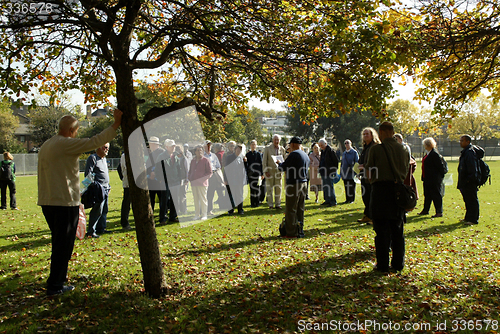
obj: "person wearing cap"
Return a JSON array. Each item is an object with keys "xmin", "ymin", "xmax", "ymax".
[
  {"xmin": 263, "ymin": 134, "xmax": 286, "ymax": 209},
  {"xmin": 157, "ymin": 139, "xmax": 182, "ymax": 223},
  {"xmin": 276, "ymin": 137, "xmax": 309, "ymax": 238},
  {"xmin": 147, "ymin": 136, "xmax": 167, "ymax": 224},
  {"xmin": 205, "ymin": 140, "xmax": 225, "ymax": 214}
]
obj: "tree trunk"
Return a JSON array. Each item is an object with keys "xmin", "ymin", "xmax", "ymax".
[{"xmin": 114, "ymin": 65, "xmax": 167, "ymax": 297}]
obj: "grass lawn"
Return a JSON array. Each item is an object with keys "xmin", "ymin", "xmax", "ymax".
[{"xmin": 1, "ymin": 161, "xmax": 499, "ymax": 333}]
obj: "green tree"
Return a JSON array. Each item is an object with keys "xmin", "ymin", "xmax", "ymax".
[
  {"xmin": 224, "ymin": 113, "xmax": 247, "ymax": 144},
  {"xmin": 286, "ymin": 105, "xmax": 378, "ymax": 149},
  {"xmin": 402, "ymin": 0, "xmax": 500, "ymax": 116},
  {"xmin": 0, "ymin": 0, "xmax": 414, "ymax": 297},
  {"xmin": 384, "ymin": 99, "xmax": 423, "ymax": 138},
  {"xmin": 446, "ymin": 94, "xmax": 500, "ymax": 141},
  {"xmin": 0, "ymin": 98, "xmax": 19, "ymax": 152},
  {"xmin": 79, "ymin": 114, "xmax": 123, "ymax": 158}
]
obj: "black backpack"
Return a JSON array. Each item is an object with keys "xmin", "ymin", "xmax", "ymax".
[
  {"xmin": 476, "ymin": 158, "xmax": 491, "ymax": 188},
  {"xmin": 0, "ymin": 161, "xmax": 12, "ymax": 181}
]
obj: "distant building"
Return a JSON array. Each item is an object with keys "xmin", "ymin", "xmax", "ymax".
[
  {"xmin": 259, "ymin": 115, "xmax": 291, "ymax": 139},
  {"xmin": 11, "ymin": 102, "xmax": 35, "ymax": 152}
]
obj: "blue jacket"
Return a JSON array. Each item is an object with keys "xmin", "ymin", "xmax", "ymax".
[{"xmin": 341, "ymin": 149, "xmax": 359, "ymax": 180}]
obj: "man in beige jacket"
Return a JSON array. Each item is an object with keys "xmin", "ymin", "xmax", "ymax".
[
  {"xmin": 262, "ymin": 134, "xmax": 286, "ymax": 209},
  {"xmin": 38, "ymin": 109, "xmax": 122, "ymax": 296}
]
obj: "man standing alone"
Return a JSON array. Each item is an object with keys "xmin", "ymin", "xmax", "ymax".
[
  {"xmin": 38, "ymin": 109, "xmax": 122, "ymax": 295},
  {"xmin": 458, "ymin": 135, "xmax": 480, "ymax": 225},
  {"xmin": 263, "ymin": 134, "xmax": 286, "ymax": 209},
  {"xmin": 365, "ymin": 122, "xmax": 409, "ymax": 272}
]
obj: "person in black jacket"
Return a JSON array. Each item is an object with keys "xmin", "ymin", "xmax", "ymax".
[
  {"xmin": 458, "ymin": 135, "xmax": 481, "ymax": 225},
  {"xmin": 357, "ymin": 127, "xmax": 380, "ymax": 223},
  {"xmin": 318, "ymin": 138, "xmax": 339, "ymax": 207},
  {"xmin": 276, "ymin": 137, "xmax": 309, "ymax": 238},
  {"xmin": 418, "ymin": 137, "xmax": 446, "ymax": 218},
  {"xmin": 245, "ymin": 140, "xmax": 263, "ymax": 207}
]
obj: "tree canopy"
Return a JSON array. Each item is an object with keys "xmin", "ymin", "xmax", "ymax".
[
  {"xmin": 0, "ymin": 98, "xmax": 19, "ymax": 152},
  {"xmin": 403, "ymin": 0, "xmax": 500, "ymax": 116}
]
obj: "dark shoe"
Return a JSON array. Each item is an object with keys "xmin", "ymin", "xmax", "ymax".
[
  {"xmin": 228, "ymin": 209, "xmax": 235, "ymax": 215},
  {"xmin": 298, "ymin": 222, "xmax": 305, "ymax": 238},
  {"xmin": 169, "ymin": 218, "xmax": 180, "ymax": 223},
  {"xmin": 98, "ymin": 230, "xmax": 112, "ymax": 234},
  {"xmin": 86, "ymin": 233, "xmax": 100, "ymax": 238},
  {"xmin": 327, "ymin": 203, "xmax": 337, "ymax": 207},
  {"xmin": 122, "ymin": 225, "xmax": 132, "ymax": 231},
  {"xmin": 281, "ymin": 235, "xmax": 297, "ymax": 239},
  {"xmin": 305, "ymin": 196, "xmax": 310, "ymax": 200},
  {"xmin": 432, "ymin": 213, "xmax": 443, "ymax": 218},
  {"xmin": 275, "ymin": 206, "xmax": 282, "ymax": 210},
  {"xmin": 464, "ymin": 221, "xmax": 478, "ymax": 225},
  {"xmin": 159, "ymin": 221, "xmax": 168, "ymax": 226},
  {"xmin": 47, "ymin": 285, "xmax": 75, "ymax": 296},
  {"xmin": 417, "ymin": 211, "xmax": 429, "ymax": 215},
  {"xmin": 357, "ymin": 215, "xmax": 372, "ymax": 223},
  {"xmin": 238, "ymin": 210, "xmax": 244, "ymax": 215},
  {"xmin": 0, "ymin": 207, "xmax": 6, "ymax": 210},
  {"xmin": 373, "ymin": 265, "xmax": 389, "ymax": 273},
  {"xmin": 11, "ymin": 207, "xmax": 19, "ymax": 210},
  {"xmin": 320, "ymin": 202, "xmax": 329, "ymax": 206}
]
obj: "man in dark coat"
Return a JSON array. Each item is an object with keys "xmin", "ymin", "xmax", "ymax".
[
  {"xmin": 365, "ymin": 122, "xmax": 409, "ymax": 272},
  {"xmin": 277, "ymin": 137, "xmax": 309, "ymax": 238},
  {"xmin": 245, "ymin": 140, "xmax": 263, "ymax": 207},
  {"xmin": 458, "ymin": 135, "xmax": 480, "ymax": 225},
  {"xmin": 318, "ymin": 138, "xmax": 339, "ymax": 207}
]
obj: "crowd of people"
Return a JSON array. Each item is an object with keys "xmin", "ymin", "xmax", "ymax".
[{"xmin": 0, "ymin": 110, "xmax": 486, "ymax": 295}]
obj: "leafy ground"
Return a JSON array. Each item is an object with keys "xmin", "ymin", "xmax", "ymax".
[{"xmin": 1, "ymin": 161, "xmax": 499, "ymax": 333}]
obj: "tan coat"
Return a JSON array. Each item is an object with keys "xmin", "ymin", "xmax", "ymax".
[{"xmin": 262, "ymin": 143, "xmax": 286, "ymax": 177}]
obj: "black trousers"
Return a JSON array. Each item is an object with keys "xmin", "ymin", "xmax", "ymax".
[
  {"xmin": 343, "ymin": 179, "xmax": 356, "ymax": 203},
  {"xmin": 150, "ymin": 190, "xmax": 167, "ymax": 223},
  {"xmin": 460, "ymin": 184, "xmax": 479, "ymax": 224},
  {"xmin": 42, "ymin": 206, "xmax": 79, "ymax": 290},
  {"xmin": 422, "ymin": 181, "xmax": 443, "ymax": 214},
  {"xmin": 0, "ymin": 179, "xmax": 16, "ymax": 209},
  {"xmin": 370, "ymin": 182, "xmax": 405, "ymax": 271},
  {"xmin": 121, "ymin": 187, "xmax": 131, "ymax": 227},
  {"xmin": 360, "ymin": 179, "xmax": 371, "ymax": 218},
  {"xmin": 248, "ymin": 174, "xmax": 260, "ymax": 207}
]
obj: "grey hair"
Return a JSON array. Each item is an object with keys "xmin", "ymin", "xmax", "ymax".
[
  {"xmin": 318, "ymin": 138, "xmax": 327, "ymax": 145},
  {"xmin": 422, "ymin": 137, "xmax": 437, "ymax": 149},
  {"xmin": 272, "ymin": 134, "xmax": 281, "ymax": 140}
]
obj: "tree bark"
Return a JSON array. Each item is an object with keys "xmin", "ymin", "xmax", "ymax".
[{"xmin": 114, "ymin": 65, "xmax": 167, "ymax": 298}]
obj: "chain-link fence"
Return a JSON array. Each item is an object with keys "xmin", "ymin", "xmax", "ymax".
[{"xmin": 12, "ymin": 154, "xmax": 121, "ymax": 176}]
